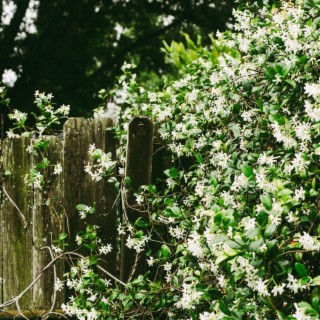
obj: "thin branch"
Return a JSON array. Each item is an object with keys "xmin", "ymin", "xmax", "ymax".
[
  {"xmin": 0, "ymin": 251, "xmax": 126, "ymax": 311},
  {"xmin": 2, "ymin": 183, "xmax": 28, "ymax": 230}
]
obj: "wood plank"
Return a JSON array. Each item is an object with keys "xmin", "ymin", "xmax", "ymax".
[
  {"xmin": 64, "ymin": 118, "xmax": 119, "ymax": 274},
  {"xmin": 2, "ymin": 137, "xmax": 33, "ymax": 308},
  {"xmin": 120, "ymin": 117, "xmax": 153, "ymax": 282},
  {"xmin": 0, "ymin": 139, "xmax": 3, "ymax": 304},
  {"xmin": 63, "ymin": 118, "xmax": 93, "ymax": 250},
  {"xmin": 91, "ymin": 119, "xmax": 118, "ymax": 277},
  {"xmin": 32, "ymin": 136, "xmax": 64, "ymax": 308}
]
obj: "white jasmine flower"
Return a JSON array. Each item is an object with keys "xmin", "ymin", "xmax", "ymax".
[
  {"xmin": 258, "ymin": 153, "xmax": 276, "ymax": 166},
  {"xmin": 305, "ymin": 82, "xmax": 320, "ymax": 99},
  {"xmin": 75, "ymin": 235, "xmax": 82, "ymax": 246},
  {"xmin": 88, "ymin": 293, "xmax": 97, "ymax": 302},
  {"xmin": 187, "ymin": 233, "xmax": 203, "ymax": 257},
  {"xmin": 256, "ymin": 279, "xmax": 269, "ymax": 296},
  {"xmin": 294, "ymin": 187, "xmax": 305, "ymax": 202},
  {"xmin": 298, "ymin": 232, "xmax": 319, "ymax": 251},
  {"xmin": 135, "ymin": 194, "xmax": 144, "ymax": 205},
  {"xmin": 51, "ymin": 245, "xmax": 62, "ymax": 254},
  {"xmin": 99, "ymin": 244, "xmax": 112, "ymax": 255},
  {"xmin": 293, "ymin": 303, "xmax": 311, "ymax": 320},
  {"xmin": 271, "ymin": 283, "xmax": 286, "ymax": 296},
  {"xmin": 231, "ymin": 173, "xmax": 249, "ymax": 192},
  {"xmin": 287, "ymin": 274, "xmax": 306, "ymax": 293},
  {"xmin": 169, "ymin": 226, "xmax": 186, "ymax": 239},
  {"xmin": 147, "ymin": 256, "xmax": 155, "ymax": 266},
  {"xmin": 53, "ymin": 163, "xmax": 63, "ymax": 175},
  {"xmin": 295, "ymin": 122, "xmax": 311, "ymax": 142},
  {"xmin": 242, "ymin": 217, "xmax": 256, "ymax": 231},
  {"xmin": 54, "ymin": 278, "xmax": 63, "ymax": 291}
]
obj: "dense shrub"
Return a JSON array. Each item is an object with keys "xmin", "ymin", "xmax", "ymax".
[{"xmin": 98, "ymin": 1, "xmax": 320, "ymax": 319}]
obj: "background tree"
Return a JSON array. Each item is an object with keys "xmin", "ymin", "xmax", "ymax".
[{"xmin": 0, "ymin": 0, "xmax": 235, "ymax": 118}]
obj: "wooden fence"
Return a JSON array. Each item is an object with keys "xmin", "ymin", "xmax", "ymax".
[{"xmin": 0, "ymin": 117, "xmax": 158, "ymax": 318}]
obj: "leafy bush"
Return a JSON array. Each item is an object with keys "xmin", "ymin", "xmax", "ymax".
[{"xmin": 96, "ymin": 0, "xmax": 320, "ymax": 318}]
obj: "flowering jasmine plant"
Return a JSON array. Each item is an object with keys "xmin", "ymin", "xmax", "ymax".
[
  {"xmin": 5, "ymin": 90, "xmax": 69, "ymax": 189},
  {"xmin": 72, "ymin": 0, "xmax": 320, "ymax": 319}
]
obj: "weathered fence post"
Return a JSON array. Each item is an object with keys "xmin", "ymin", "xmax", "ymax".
[
  {"xmin": 32, "ymin": 136, "xmax": 64, "ymax": 308},
  {"xmin": 63, "ymin": 118, "xmax": 93, "ymax": 249},
  {"xmin": 120, "ymin": 117, "xmax": 153, "ymax": 282},
  {"xmin": 1, "ymin": 137, "xmax": 33, "ymax": 307},
  {"xmin": 91, "ymin": 119, "xmax": 118, "ymax": 277},
  {"xmin": 63, "ymin": 118, "xmax": 118, "ymax": 276},
  {"xmin": 0, "ymin": 140, "xmax": 3, "ymax": 305}
]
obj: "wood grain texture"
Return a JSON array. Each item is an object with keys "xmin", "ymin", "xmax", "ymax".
[
  {"xmin": 2, "ymin": 137, "xmax": 33, "ymax": 307},
  {"xmin": 63, "ymin": 118, "xmax": 118, "ymax": 277},
  {"xmin": 120, "ymin": 117, "xmax": 153, "ymax": 282},
  {"xmin": 91, "ymin": 119, "xmax": 118, "ymax": 277},
  {"xmin": 32, "ymin": 136, "xmax": 64, "ymax": 308},
  {"xmin": 0, "ymin": 117, "xmax": 156, "ymax": 311}
]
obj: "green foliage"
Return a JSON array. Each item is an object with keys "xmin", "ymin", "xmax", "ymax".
[
  {"xmin": 83, "ymin": 0, "xmax": 320, "ymax": 318},
  {"xmin": 162, "ymin": 33, "xmax": 235, "ymax": 74}
]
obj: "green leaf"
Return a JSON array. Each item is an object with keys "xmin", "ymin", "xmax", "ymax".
[
  {"xmin": 232, "ymin": 103, "xmax": 241, "ymax": 114},
  {"xmin": 215, "ymin": 252, "xmax": 230, "ymax": 264},
  {"xmin": 264, "ymin": 224, "xmax": 277, "ymax": 238},
  {"xmin": 219, "ymin": 300, "xmax": 231, "ymax": 316},
  {"xmin": 252, "ymin": 86, "xmax": 263, "ymax": 93},
  {"xmin": 43, "ymin": 157, "xmax": 50, "ymax": 167},
  {"xmin": 278, "ymin": 188, "xmax": 293, "ymax": 197},
  {"xmin": 160, "ymin": 244, "xmax": 171, "ymax": 259},
  {"xmin": 241, "ymin": 164, "xmax": 254, "ymax": 177},
  {"xmin": 311, "ymin": 294, "xmax": 320, "ymax": 313},
  {"xmin": 92, "ymin": 148, "xmax": 103, "ymax": 159},
  {"xmin": 196, "ymin": 153, "xmax": 203, "ymax": 164},
  {"xmin": 249, "ymin": 238, "xmax": 264, "ymax": 250},
  {"xmin": 89, "ymin": 255, "xmax": 98, "ymax": 265},
  {"xmin": 257, "ymin": 210, "xmax": 268, "ymax": 226},
  {"xmin": 285, "ymin": 79, "xmax": 296, "ymax": 88},
  {"xmin": 312, "ymin": 276, "xmax": 320, "ymax": 286},
  {"xmin": 35, "ymin": 140, "xmax": 50, "ymax": 151},
  {"xmin": 168, "ymin": 167, "xmax": 178, "ymax": 178},
  {"xmin": 308, "ymin": 164, "xmax": 319, "ymax": 174},
  {"xmin": 58, "ymin": 232, "xmax": 67, "ymax": 241},
  {"xmin": 134, "ymin": 217, "xmax": 149, "ymax": 228},
  {"xmin": 170, "ymin": 206, "xmax": 181, "ymax": 217},
  {"xmin": 245, "ymin": 227, "xmax": 260, "ymax": 239},
  {"xmin": 295, "ymin": 263, "xmax": 308, "ymax": 277},
  {"xmin": 84, "ymin": 243, "xmax": 97, "ymax": 251},
  {"xmin": 134, "ymin": 293, "xmax": 144, "ymax": 300},
  {"xmin": 147, "ymin": 185, "xmax": 157, "ymax": 194},
  {"xmin": 124, "ymin": 176, "xmax": 131, "ymax": 187},
  {"xmin": 258, "ymin": 98, "xmax": 263, "ymax": 111},
  {"xmin": 76, "ymin": 204, "xmax": 87, "ymax": 211},
  {"xmin": 260, "ymin": 194, "xmax": 272, "ymax": 210}
]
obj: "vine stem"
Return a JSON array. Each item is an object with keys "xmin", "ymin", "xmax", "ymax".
[{"xmin": 0, "ymin": 251, "xmax": 126, "ymax": 314}]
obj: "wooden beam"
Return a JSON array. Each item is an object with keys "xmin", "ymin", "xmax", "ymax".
[{"xmin": 120, "ymin": 117, "xmax": 153, "ymax": 282}]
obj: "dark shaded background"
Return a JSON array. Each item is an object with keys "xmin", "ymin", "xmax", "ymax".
[{"xmin": 0, "ymin": 0, "xmax": 236, "ymax": 117}]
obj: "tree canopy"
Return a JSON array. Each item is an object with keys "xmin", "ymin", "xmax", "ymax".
[{"xmin": 0, "ymin": 0, "xmax": 235, "ymax": 117}]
